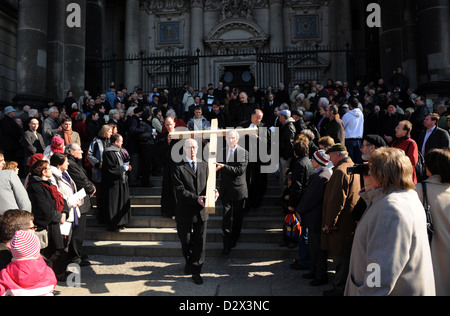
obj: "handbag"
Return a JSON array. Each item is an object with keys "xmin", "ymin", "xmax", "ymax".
[
  {"xmin": 35, "ymin": 229, "xmax": 49, "ymax": 249},
  {"xmin": 421, "ymin": 182, "xmax": 434, "ymax": 245}
]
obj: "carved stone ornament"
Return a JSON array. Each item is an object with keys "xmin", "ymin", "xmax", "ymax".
[
  {"xmin": 205, "ymin": 0, "xmax": 268, "ymax": 21},
  {"xmin": 205, "ymin": 18, "xmax": 268, "ymax": 49},
  {"xmin": 140, "ymin": 0, "xmax": 189, "ymax": 15}
]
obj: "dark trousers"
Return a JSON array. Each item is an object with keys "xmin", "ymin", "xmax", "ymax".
[
  {"xmin": 332, "ymin": 255, "xmax": 350, "ymax": 294},
  {"xmin": 176, "ymin": 219, "xmax": 207, "ymax": 274},
  {"xmin": 345, "ymin": 139, "xmax": 363, "ymax": 164},
  {"xmin": 129, "ymin": 153, "xmax": 140, "ymax": 186},
  {"xmin": 222, "ymin": 199, "xmax": 246, "ymax": 251},
  {"xmin": 308, "ymin": 228, "xmax": 328, "ymax": 281},
  {"xmin": 68, "ymin": 213, "xmax": 87, "ymax": 264}
]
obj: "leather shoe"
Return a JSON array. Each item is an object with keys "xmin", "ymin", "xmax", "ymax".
[{"xmin": 192, "ymin": 274, "xmax": 203, "ymax": 285}]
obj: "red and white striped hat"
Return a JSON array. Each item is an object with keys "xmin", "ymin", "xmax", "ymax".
[
  {"xmin": 10, "ymin": 230, "xmax": 41, "ymax": 259},
  {"xmin": 313, "ymin": 150, "xmax": 330, "ymax": 167}
]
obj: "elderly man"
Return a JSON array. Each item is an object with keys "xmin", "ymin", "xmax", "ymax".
[
  {"xmin": 43, "ymin": 106, "xmax": 62, "ymax": 146},
  {"xmin": 22, "ymin": 118, "xmax": 46, "ymax": 169},
  {"xmin": 322, "ymin": 143, "xmax": 361, "ymax": 296},
  {"xmin": 216, "ymin": 130, "xmax": 249, "ymax": 255},
  {"xmin": 172, "ymin": 138, "xmax": 218, "ymax": 285},
  {"xmin": 65, "ymin": 142, "xmax": 96, "ymax": 266}
]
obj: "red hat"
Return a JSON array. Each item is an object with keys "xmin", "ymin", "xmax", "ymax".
[
  {"xmin": 51, "ymin": 136, "xmax": 65, "ymax": 153},
  {"xmin": 10, "ymin": 230, "xmax": 41, "ymax": 259},
  {"xmin": 28, "ymin": 153, "xmax": 45, "ymax": 167}
]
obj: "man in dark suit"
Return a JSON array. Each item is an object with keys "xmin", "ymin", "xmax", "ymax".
[
  {"xmin": 417, "ymin": 113, "xmax": 450, "ymax": 156},
  {"xmin": 240, "ymin": 109, "xmax": 269, "ymax": 209},
  {"xmin": 172, "ymin": 138, "xmax": 218, "ymax": 285},
  {"xmin": 215, "ymin": 130, "xmax": 249, "ymax": 254}
]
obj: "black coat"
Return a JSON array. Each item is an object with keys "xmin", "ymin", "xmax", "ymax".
[
  {"xmin": 218, "ymin": 146, "xmax": 249, "ymax": 202},
  {"xmin": 172, "ymin": 160, "xmax": 208, "ymax": 223},
  {"xmin": 288, "ymin": 156, "xmax": 314, "ymax": 208},
  {"xmin": 297, "ymin": 167, "xmax": 332, "ymax": 230},
  {"xmin": 67, "ymin": 154, "xmax": 95, "ymax": 214},
  {"xmin": 27, "ymin": 176, "xmax": 68, "ymax": 250}
]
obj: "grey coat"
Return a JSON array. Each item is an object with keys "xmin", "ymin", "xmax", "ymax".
[
  {"xmin": 345, "ymin": 188, "xmax": 435, "ymax": 296},
  {"xmin": 0, "ymin": 170, "xmax": 32, "ymax": 214}
]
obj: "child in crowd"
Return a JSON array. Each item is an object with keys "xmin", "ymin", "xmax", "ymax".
[{"xmin": 0, "ymin": 230, "xmax": 57, "ymax": 296}]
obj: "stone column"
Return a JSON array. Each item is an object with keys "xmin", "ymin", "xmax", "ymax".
[
  {"xmin": 64, "ymin": 0, "xmax": 86, "ymax": 100},
  {"xmin": 416, "ymin": 0, "xmax": 450, "ymax": 93},
  {"xmin": 15, "ymin": 0, "xmax": 49, "ymax": 107},
  {"xmin": 46, "ymin": 0, "xmax": 66, "ymax": 101},
  {"xmin": 269, "ymin": 0, "xmax": 283, "ymax": 51},
  {"xmin": 124, "ymin": 0, "xmax": 140, "ymax": 90},
  {"xmin": 379, "ymin": 0, "xmax": 404, "ymax": 84},
  {"xmin": 85, "ymin": 0, "xmax": 104, "ymax": 97},
  {"xmin": 190, "ymin": 0, "xmax": 205, "ymax": 88},
  {"xmin": 334, "ymin": 0, "xmax": 352, "ymax": 81}
]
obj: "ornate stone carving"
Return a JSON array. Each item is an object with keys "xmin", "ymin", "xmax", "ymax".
[
  {"xmin": 205, "ymin": 18, "xmax": 268, "ymax": 49},
  {"xmin": 140, "ymin": 0, "xmax": 189, "ymax": 15}
]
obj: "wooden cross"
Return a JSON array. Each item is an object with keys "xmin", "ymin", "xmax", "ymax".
[{"xmin": 170, "ymin": 119, "xmax": 258, "ymax": 214}]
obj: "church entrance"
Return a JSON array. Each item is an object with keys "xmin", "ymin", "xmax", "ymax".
[{"xmin": 220, "ymin": 65, "xmax": 255, "ymax": 93}]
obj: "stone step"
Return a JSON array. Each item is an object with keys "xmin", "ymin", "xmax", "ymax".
[
  {"xmin": 129, "ymin": 194, "xmax": 281, "ymax": 207},
  {"xmin": 129, "ymin": 186, "xmax": 281, "ymax": 196},
  {"xmin": 82, "ymin": 240, "xmax": 298, "ymax": 259},
  {"xmin": 87, "ymin": 215, "xmax": 283, "ymax": 229},
  {"xmin": 85, "ymin": 227, "xmax": 285, "ymax": 244},
  {"xmin": 127, "ymin": 204, "xmax": 282, "ymax": 217},
  {"xmin": 133, "ymin": 176, "xmax": 281, "ymax": 188}
]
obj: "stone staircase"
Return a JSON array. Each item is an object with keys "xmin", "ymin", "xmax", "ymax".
[{"xmin": 82, "ymin": 176, "xmax": 297, "ymax": 259}]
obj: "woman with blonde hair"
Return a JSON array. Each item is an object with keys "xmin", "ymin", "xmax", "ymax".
[{"xmin": 345, "ymin": 147, "xmax": 435, "ymax": 296}]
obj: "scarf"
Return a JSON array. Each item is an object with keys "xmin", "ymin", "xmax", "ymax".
[
  {"xmin": 41, "ymin": 182, "xmax": 65, "ymax": 213},
  {"xmin": 63, "ymin": 129, "xmax": 73, "ymax": 145}
]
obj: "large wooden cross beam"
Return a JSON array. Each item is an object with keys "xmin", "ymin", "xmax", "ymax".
[{"xmin": 170, "ymin": 119, "xmax": 258, "ymax": 214}]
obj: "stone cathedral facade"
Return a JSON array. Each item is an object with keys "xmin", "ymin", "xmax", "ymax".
[{"xmin": 0, "ymin": 0, "xmax": 448, "ymax": 107}]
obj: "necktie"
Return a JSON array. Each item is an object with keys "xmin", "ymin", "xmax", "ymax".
[
  {"xmin": 191, "ymin": 161, "xmax": 196, "ymax": 173},
  {"xmin": 227, "ymin": 149, "xmax": 233, "ymax": 163}
]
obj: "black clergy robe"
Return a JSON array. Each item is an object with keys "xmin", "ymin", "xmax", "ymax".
[{"xmin": 101, "ymin": 145, "xmax": 131, "ymax": 229}]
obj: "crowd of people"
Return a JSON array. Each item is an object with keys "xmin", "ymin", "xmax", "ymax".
[{"xmin": 0, "ymin": 71, "xmax": 449, "ymax": 295}]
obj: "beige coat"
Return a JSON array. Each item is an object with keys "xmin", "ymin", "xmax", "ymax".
[
  {"xmin": 345, "ymin": 188, "xmax": 435, "ymax": 296},
  {"xmin": 415, "ymin": 175, "xmax": 450, "ymax": 296}
]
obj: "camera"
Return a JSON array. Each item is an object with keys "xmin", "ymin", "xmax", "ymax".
[{"xmin": 347, "ymin": 164, "xmax": 370, "ymax": 176}]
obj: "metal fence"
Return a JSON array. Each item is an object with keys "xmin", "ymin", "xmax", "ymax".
[{"xmin": 85, "ymin": 45, "xmax": 379, "ymax": 100}]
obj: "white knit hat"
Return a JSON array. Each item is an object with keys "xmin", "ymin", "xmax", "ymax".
[{"xmin": 10, "ymin": 230, "xmax": 41, "ymax": 259}]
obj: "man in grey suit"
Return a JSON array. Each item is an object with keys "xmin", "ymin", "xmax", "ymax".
[
  {"xmin": 215, "ymin": 130, "xmax": 249, "ymax": 255},
  {"xmin": 172, "ymin": 138, "xmax": 218, "ymax": 285},
  {"xmin": 22, "ymin": 118, "xmax": 46, "ymax": 170}
]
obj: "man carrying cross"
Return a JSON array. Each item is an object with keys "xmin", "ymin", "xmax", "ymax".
[
  {"xmin": 172, "ymin": 138, "xmax": 219, "ymax": 285},
  {"xmin": 215, "ymin": 130, "xmax": 249, "ymax": 255}
]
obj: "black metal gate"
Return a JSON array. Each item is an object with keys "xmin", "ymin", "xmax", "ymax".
[{"xmin": 85, "ymin": 45, "xmax": 378, "ymax": 100}]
